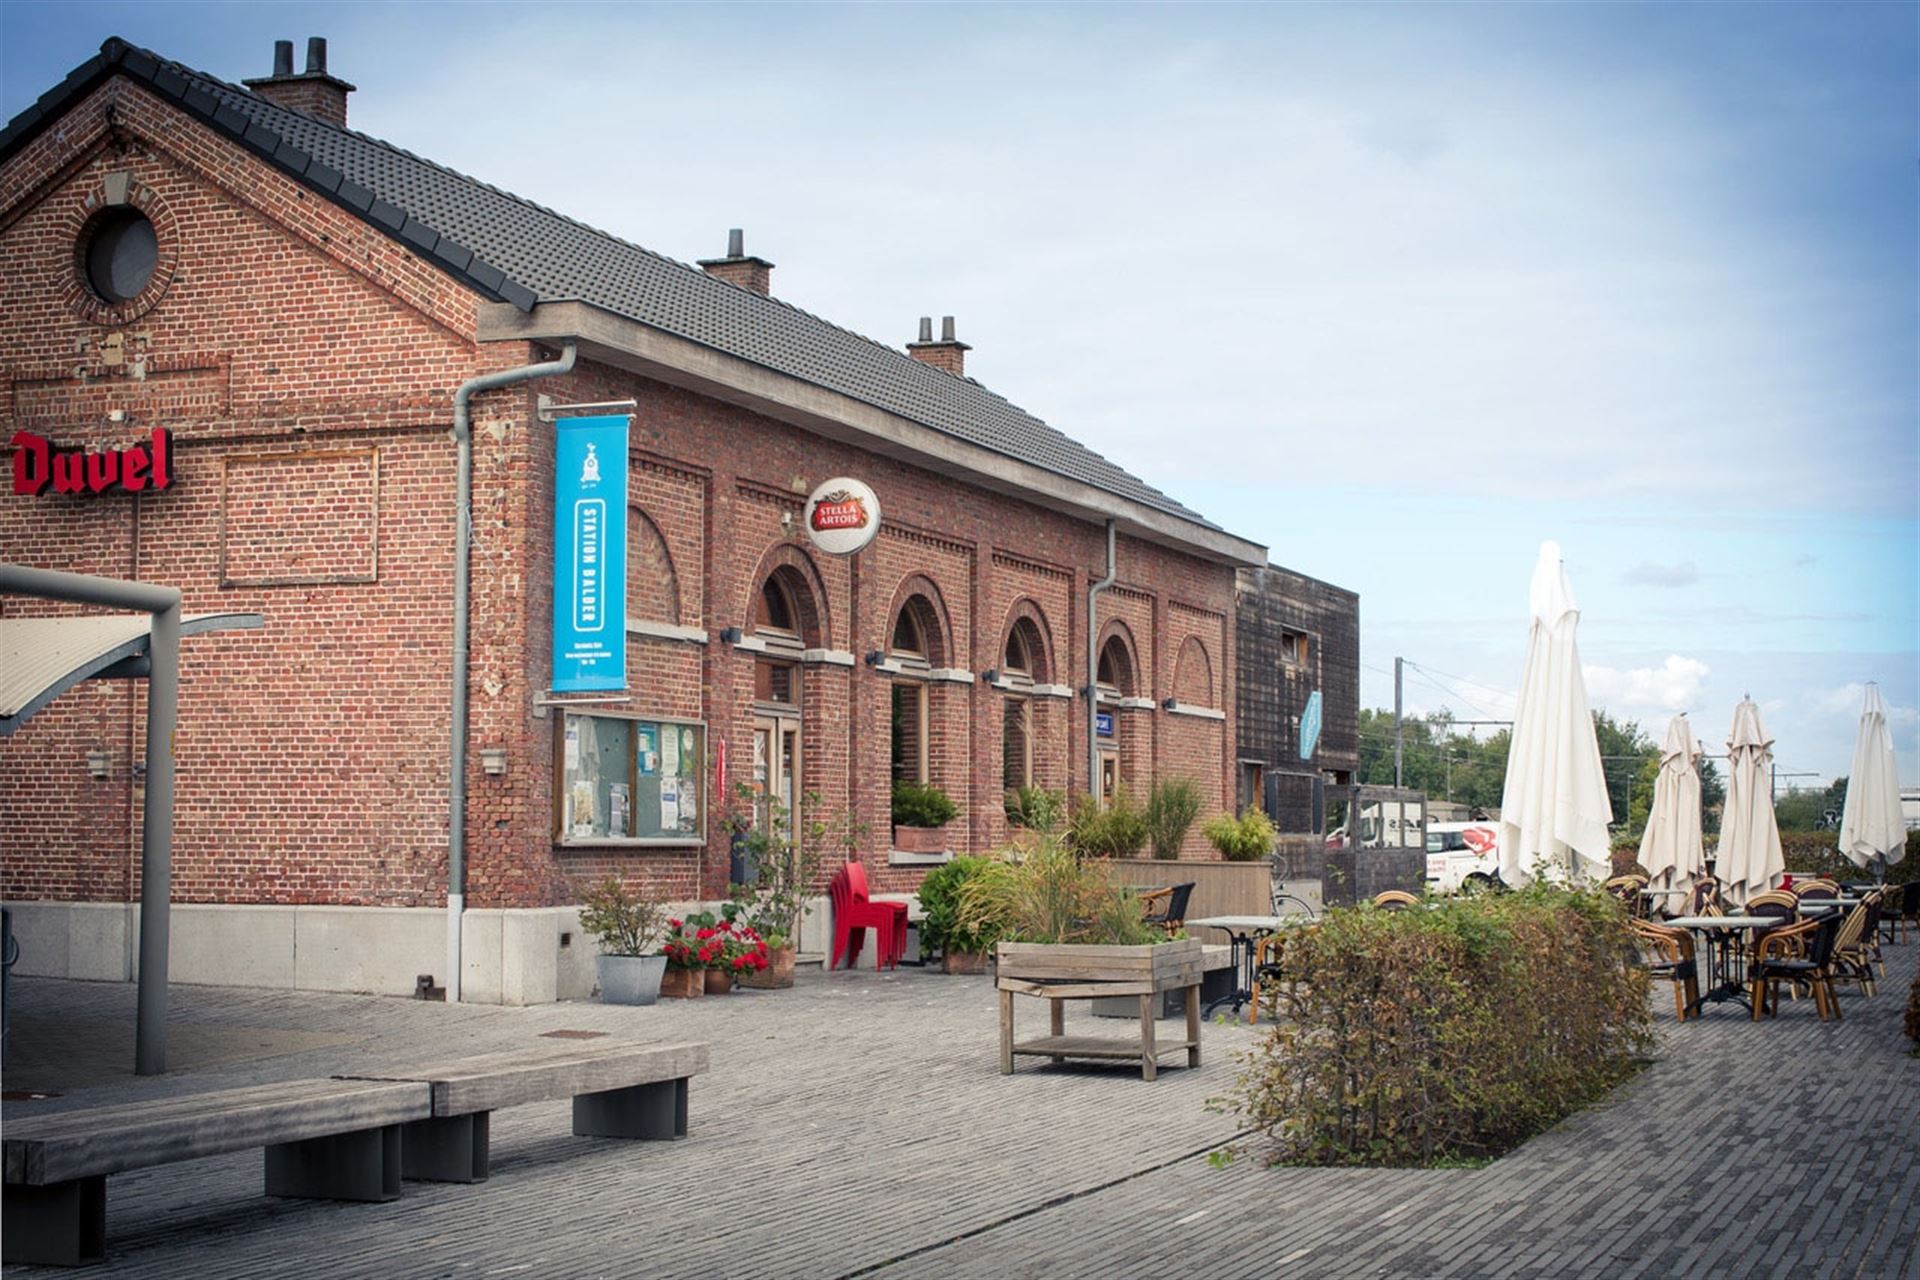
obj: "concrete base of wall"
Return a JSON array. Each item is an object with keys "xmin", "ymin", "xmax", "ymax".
[{"xmin": 2, "ymin": 900, "xmax": 699, "ymax": 1006}]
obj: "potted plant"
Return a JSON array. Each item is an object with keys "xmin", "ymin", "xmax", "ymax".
[
  {"xmin": 659, "ymin": 917, "xmax": 712, "ymax": 999},
  {"xmin": 729, "ymin": 787, "xmax": 847, "ymax": 989},
  {"xmin": 577, "ymin": 877, "xmax": 671, "ymax": 1006},
  {"xmin": 918, "ymin": 855, "xmax": 1000, "ymax": 974},
  {"xmin": 893, "ymin": 780, "xmax": 959, "ymax": 854},
  {"xmin": 1202, "ymin": 806, "xmax": 1277, "ymax": 861}
]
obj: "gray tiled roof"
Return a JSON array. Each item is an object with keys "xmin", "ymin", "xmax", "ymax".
[{"xmin": 2, "ymin": 39, "xmax": 1223, "ymax": 533}]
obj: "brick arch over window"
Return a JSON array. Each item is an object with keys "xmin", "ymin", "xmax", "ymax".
[
  {"xmin": 1000, "ymin": 598, "xmax": 1055, "ymax": 684},
  {"xmin": 1173, "ymin": 635, "xmax": 1214, "ymax": 707},
  {"xmin": 1096, "ymin": 621, "xmax": 1139, "ymax": 699},
  {"xmin": 744, "ymin": 542, "xmax": 830, "ymax": 649},
  {"xmin": 884, "ymin": 574, "xmax": 953, "ymax": 668},
  {"xmin": 627, "ymin": 505, "xmax": 681, "ymax": 625}
]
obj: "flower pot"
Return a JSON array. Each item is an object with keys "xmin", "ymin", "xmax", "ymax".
[
  {"xmin": 595, "ymin": 953, "xmax": 668, "ymax": 1005},
  {"xmin": 894, "ymin": 824, "xmax": 950, "ymax": 854},
  {"xmin": 704, "ymin": 968, "xmax": 734, "ymax": 995},
  {"xmin": 658, "ymin": 967, "xmax": 705, "ymax": 999},
  {"xmin": 738, "ymin": 943, "xmax": 796, "ymax": 989},
  {"xmin": 943, "ymin": 950, "xmax": 988, "ymax": 975}
]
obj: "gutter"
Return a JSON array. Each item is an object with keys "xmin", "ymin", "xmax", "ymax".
[
  {"xmin": 447, "ymin": 342, "xmax": 576, "ymax": 1003},
  {"xmin": 1087, "ymin": 520, "xmax": 1117, "ymax": 801}
]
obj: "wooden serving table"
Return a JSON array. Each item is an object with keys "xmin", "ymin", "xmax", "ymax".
[{"xmin": 995, "ymin": 939, "xmax": 1203, "ymax": 1081}]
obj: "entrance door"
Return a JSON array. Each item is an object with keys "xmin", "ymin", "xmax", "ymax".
[
  {"xmin": 1098, "ymin": 749, "xmax": 1118, "ymax": 804},
  {"xmin": 752, "ymin": 714, "xmax": 800, "ymax": 830}
]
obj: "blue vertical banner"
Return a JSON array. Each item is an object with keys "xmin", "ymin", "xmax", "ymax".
[
  {"xmin": 552, "ymin": 414, "xmax": 628, "ymax": 692},
  {"xmin": 1299, "ymin": 690, "xmax": 1323, "ymax": 761}
]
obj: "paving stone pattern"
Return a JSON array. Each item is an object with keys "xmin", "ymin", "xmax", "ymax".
[{"xmin": 3, "ymin": 940, "xmax": 1916, "ymax": 1279}]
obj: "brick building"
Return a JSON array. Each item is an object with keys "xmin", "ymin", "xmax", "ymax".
[
  {"xmin": 1, "ymin": 38, "xmax": 1280, "ymax": 1002},
  {"xmin": 1235, "ymin": 564, "xmax": 1360, "ymax": 833}
]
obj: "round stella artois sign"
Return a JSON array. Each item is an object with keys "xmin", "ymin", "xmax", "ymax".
[{"xmin": 803, "ymin": 477, "xmax": 880, "ymax": 556}]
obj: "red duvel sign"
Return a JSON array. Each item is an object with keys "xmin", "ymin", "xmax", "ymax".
[{"xmin": 10, "ymin": 429, "xmax": 174, "ymax": 497}]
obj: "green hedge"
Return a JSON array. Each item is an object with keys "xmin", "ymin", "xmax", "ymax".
[
  {"xmin": 1774, "ymin": 829, "xmax": 1920, "ymax": 883},
  {"xmin": 1222, "ymin": 886, "xmax": 1651, "ymax": 1166}
]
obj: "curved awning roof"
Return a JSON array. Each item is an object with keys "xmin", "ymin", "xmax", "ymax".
[{"xmin": 0, "ymin": 611, "xmax": 264, "ymax": 734}]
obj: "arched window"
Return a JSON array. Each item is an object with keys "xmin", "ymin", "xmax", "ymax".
[
  {"xmin": 1097, "ymin": 634, "xmax": 1136, "ymax": 698},
  {"xmin": 757, "ymin": 576, "xmax": 798, "ymax": 636},
  {"xmin": 1173, "ymin": 636, "xmax": 1214, "ymax": 707},
  {"xmin": 888, "ymin": 592, "xmax": 946, "ymax": 784}
]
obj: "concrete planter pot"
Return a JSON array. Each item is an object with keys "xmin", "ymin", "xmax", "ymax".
[
  {"xmin": 893, "ymin": 824, "xmax": 950, "ymax": 855},
  {"xmin": 595, "ymin": 953, "xmax": 668, "ymax": 1006}
]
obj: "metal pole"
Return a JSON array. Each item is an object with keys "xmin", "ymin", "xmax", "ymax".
[
  {"xmin": 1393, "ymin": 656, "xmax": 1404, "ymax": 789},
  {"xmin": 136, "ymin": 599, "xmax": 179, "ymax": 1075}
]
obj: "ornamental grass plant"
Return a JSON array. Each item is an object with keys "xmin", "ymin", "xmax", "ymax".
[
  {"xmin": 1220, "ymin": 884, "xmax": 1651, "ymax": 1167},
  {"xmin": 955, "ymin": 836, "xmax": 1159, "ymax": 946},
  {"xmin": 1145, "ymin": 778, "xmax": 1205, "ymax": 860}
]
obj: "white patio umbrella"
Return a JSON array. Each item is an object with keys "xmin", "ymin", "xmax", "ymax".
[
  {"xmin": 1838, "ymin": 682, "xmax": 1905, "ymax": 875},
  {"xmin": 1499, "ymin": 542, "xmax": 1614, "ymax": 886},
  {"xmin": 1718, "ymin": 697, "xmax": 1784, "ymax": 907},
  {"xmin": 1638, "ymin": 713, "xmax": 1705, "ymax": 910}
]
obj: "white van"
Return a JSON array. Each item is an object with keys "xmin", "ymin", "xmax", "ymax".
[{"xmin": 1425, "ymin": 821, "xmax": 1503, "ymax": 894}]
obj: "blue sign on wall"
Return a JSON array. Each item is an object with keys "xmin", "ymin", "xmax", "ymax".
[
  {"xmin": 1299, "ymin": 690, "xmax": 1323, "ymax": 761},
  {"xmin": 1095, "ymin": 711, "xmax": 1114, "ymax": 738},
  {"xmin": 552, "ymin": 414, "xmax": 628, "ymax": 692}
]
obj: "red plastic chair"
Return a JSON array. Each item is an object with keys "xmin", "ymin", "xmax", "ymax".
[{"xmin": 831, "ymin": 861, "xmax": 907, "ymax": 970}]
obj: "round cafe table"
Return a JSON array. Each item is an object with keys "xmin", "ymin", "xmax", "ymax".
[{"xmin": 1663, "ymin": 915, "xmax": 1771, "ymax": 1016}]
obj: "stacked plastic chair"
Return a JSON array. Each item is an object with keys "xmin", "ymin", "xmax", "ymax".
[{"xmin": 830, "ymin": 861, "xmax": 908, "ymax": 970}]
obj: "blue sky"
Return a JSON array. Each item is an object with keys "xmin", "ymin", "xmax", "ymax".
[{"xmin": 5, "ymin": 1, "xmax": 1915, "ymax": 787}]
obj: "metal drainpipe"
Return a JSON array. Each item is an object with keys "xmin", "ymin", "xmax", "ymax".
[
  {"xmin": 1086, "ymin": 519, "xmax": 1116, "ymax": 803},
  {"xmin": 447, "ymin": 341, "xmax": 576, "ymax": 1003}
]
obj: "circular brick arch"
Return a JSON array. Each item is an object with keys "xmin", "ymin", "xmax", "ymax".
[
  {"xmin": 883, "ymin": 573, "xmax": 953, "ymax": 668},
  {"xmin": 1000, "ymin": 598, "xmax": 1055, "ymax": 684},
  {"xmin": 744, "ymin": 541, "xmax": 831, "ymax": 649},
  {"xmin": 58, "ymin": 176, "xmax": 182, "ymax": 327},
  {"xmin": 628, "ymin": 505, "xmax": 682, "ymax": 625},
  {"xmin": 1173, "ymin": 635, "xmax": 1214, "ymax": 707},
  {"xmin": 1096, "ymin": 619, "xmax": 1140, "ymax": 698}
]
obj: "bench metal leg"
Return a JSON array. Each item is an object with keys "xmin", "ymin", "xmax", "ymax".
[
  {"xmin": 265, "ymin": 1124, "xmax": 402, "ymax": 1202},
  {"xmin": 401, "ymin": 1112, "xmax": 490, "ymax": 1183},
  {"xmin": 2, "ymin": 1176, "xmax": 106, "ymax": 1266},
  {"xmin": 572, "ymin": 1077, "xmax": 688, "ymax": 1141}
]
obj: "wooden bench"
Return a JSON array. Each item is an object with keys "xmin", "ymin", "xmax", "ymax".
[
  {"xmin": 2, "ymin": 1040, "xmax": 710, "ymax": 1266},
  {"xmin": 335, "ymin": 1039, "xmax": 710, "ymax": 1184},
  {"xmin": 3, "ymin": 1078, "xmax": 431, "ymax": 1266}
]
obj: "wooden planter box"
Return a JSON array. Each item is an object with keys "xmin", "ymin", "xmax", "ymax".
[
  {"xmin": 995, "ymin": 938, "xmax": 1204, "ymax": 1082},
  {"xmin": 892, "ymin": 824, "xmax": 950, "ymax": 854}
]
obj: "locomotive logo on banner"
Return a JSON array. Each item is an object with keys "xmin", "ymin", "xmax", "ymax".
[{"xmin": 803, "ymin": 477, "xmax": 880, "ymax": 556}]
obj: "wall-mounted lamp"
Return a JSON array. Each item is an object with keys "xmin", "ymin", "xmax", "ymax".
[
  {"xmin": 780, "ymin": 511, "xmax": 796, "ymax": 536},
  {"xmin": 864, "ymin": 650, "xmax": 885, "ymax": 667},
  {"xmin": 1162, "ymin": 698, "xmax": 1178, "ymax": 711},
  {"xmin": 719, "ymin": 626, "xmax": 744, "ymax": 644},
  {"xmin": 86, "ymin": 749, "xmax": 111, "ymax": 780},
  {"xmin": 479, "ymin": 748, "xmax": 508, "ymax": 777},
  {"xmin": 980, "ymin": 669, "xmax": 1000, "ymax": 684}
]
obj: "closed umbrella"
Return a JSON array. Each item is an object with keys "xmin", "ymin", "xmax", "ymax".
[
  {"xmin": 1718, "ymin": 697, "xmax": 1784, "ymax": 907},
  {"xmin": 1838, "ymin": 682, "xmax": 1905, "ymax": 875},
  {"xmin": 1499, "ymin": 542, "xmax": 1614, "ymax": 886},
  {"xmin": 1638, "ymin": 713, "xmax": 1704, "ymax": 910}
]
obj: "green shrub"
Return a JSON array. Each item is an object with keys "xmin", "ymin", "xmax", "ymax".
[
  {"xmin": 1005, "ymin": 786, "xmax": 1066, "ymax": 833},
  {"xmin": 576, "ymin": 878, "xmax": 669, "ymax": 956},
  {"xmin": 1067, "ymin": 788, "xmax": 1149, "ymax": 858},
  {"xmin": 1769, "ymin": 829, "xmax": 1918, "ymax": 882},
  {"xmin": 892, "ymin": 780, "xmax": 959, "ymax": 828},
  {"xmin": 1145, "ymin": 778, "xmax": 1205, "ymax": 860},
  {"xmin": 1220, "ymin": 885, "xmax": 1651, "ymax": 1166},
  {"xmin": 956, "ymin": 836, "xmax": 1158, "ymax": 946},
  {"xmin": 1202, "ymin": 807, "xmax": 1275, "ymax": 861},
  {"xmin": 917, "ymin": 855, "xmax": 999, "ymax": 957}
]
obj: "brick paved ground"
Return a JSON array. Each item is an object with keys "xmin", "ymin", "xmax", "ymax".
[{"xmin": 4, "ymin": 938, "xmax": 1916, "ymax": 1278}]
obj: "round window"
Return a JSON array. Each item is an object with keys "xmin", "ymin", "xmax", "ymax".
[{"xmin": 83, "ymin": 209, "xmax": 159, "ymax": 304}]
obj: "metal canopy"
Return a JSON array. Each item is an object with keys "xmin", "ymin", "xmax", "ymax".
[{"xmin": 1, "ymin": 611, "xmax": 263, "ymax": 735}]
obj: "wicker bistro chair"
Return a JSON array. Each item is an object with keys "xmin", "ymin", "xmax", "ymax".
[
  {"xmin": 1371, "ymin": 890, "xmax": 1420, "ymax": 911},
  {"xmin": 1138, "ymin": 883, "xmax": 1195, "ymax": 937},
  {"xmin": 1750, "ymin": 914, "xmax": 1844, "ymax": 1022},
  {"xmin": 1792, "ymin": 880, "xmax": 1840, "ymax": 903},
  {"xmin": 1885, "ymin": 882, "xmax": 1920, "ymax": 945},
  {"xmin": 1248, "ymin": 930, "xmax": 1287, "ymax": 1026},
  {"xmin": 1679, "ymin": 877, "xmax": 1722, "ymax": 919},
  {"xmin": 1628, "ymin": 920, "xmax": 1699, "ymax": 1022},
  {"xmin": 1830, "ymin": 898, "xmax": 1880, "ymax": 997},
  {"xmin": 1740, "ymin": 893, "xmax": 1800, "ymax": 967},
  {"xmin": 1604, "ymin": 874, "xmax": 1651, "ymax": 919}
]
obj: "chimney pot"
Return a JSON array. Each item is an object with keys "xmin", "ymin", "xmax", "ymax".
[
  {"xmin": 245, "ymin": 36, "xmax": 355, "ymax": 127},
  {"xmin": 941, "ymin": 315, "xmax": 956, "ymax": 342},
  {"xmin": 306, "ymin": 36, "xmax": 328, "ymax": 75},
  {"xmin": 907, "ymin": 314, "xmax": 971, "ymax": 376},
  {"xmin": 918, "ymin": 317, "xmax": 934, "ymax": 343},
  {"xmin": 727, "ymin": 227, "xmax": 744, "ymax": 257},
  {"xmin": 272, "ymin": 40, "xmax": 293, "ymax": 77},
  {"xmin": 697, "ymin": 229, "xmax": 775, "ymax": 296}
]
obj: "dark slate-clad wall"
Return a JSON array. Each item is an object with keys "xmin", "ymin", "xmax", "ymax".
[{"xmin": 1236, "ymin": 564, "xmax": 1360, "ymax": 831}]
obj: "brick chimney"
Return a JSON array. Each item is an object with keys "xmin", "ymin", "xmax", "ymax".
[
  {"xmin": 907, "ymin": 316, "xmax": 970, "ymax": 377},
  {"xmin": 244, "ymin": 38, "xmax": 355, "ymax": 128},
  {"xmin": 698, "ymin": 229, "xmax": 775, "ymax": 296}
]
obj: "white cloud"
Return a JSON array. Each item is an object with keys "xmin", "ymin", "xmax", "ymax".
[
  {"xmin": 1814, "ymin": 683, "xmax": 1920, "ymax": 728},
  {"xmin": 1620, "ymin": 561, "xmax": 1700, "ymax": 588},
  {"xmin": 1583, "ymin": 655, "xmax": 1711, "ymax": 713}
]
